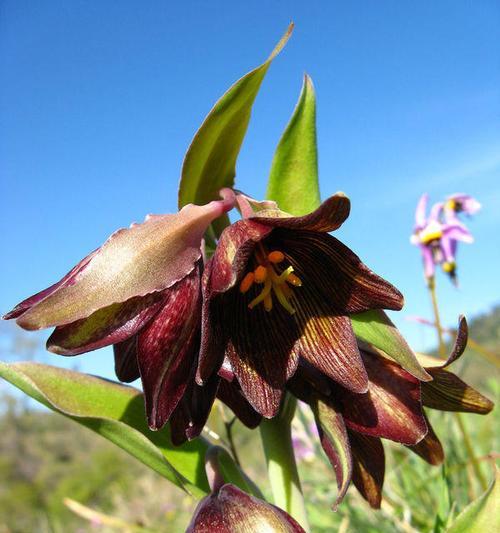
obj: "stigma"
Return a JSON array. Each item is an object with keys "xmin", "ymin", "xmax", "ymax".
[{"xmin": 239, "ymin": 246, "xmax": 301, "ymax": 314}]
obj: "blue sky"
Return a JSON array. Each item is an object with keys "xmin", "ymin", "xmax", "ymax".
[{"xmin": 1, "ymin": 1, "xmax": 499, "ymax": 382}]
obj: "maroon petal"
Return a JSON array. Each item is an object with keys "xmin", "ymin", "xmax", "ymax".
[
  {"xmin": 407, "ymin": 414, "xmax": 444, "ymax": 465},
  {"xmin": 441, "ymin": 315, "xmax": 468, "ymax": 368},
  {"xmin": 170, "ymin": 373, "xmax": 220, "ymax": 446},
  {"xmin": 253, "ymin": 193, "xmax": 351, "ymax": 233},
  {"xmin": 312, "ymin": 395, "xmax": 353, "ymax": 510},
  {"xmin": 220, "ymin": 288, "xmax": 300, "ymax": 418},
  {"xmin": 137, "ymin": 265, "xmax": 202, "ymax": 430},
  {"xmin": 197, "ymin": 258, "xmax": 227, "ymax": 384},
  {"xmin": 113, "ymin": 335, "xmax": 140, "ymax": 383},
  {"xmin": 47, "ymin": 292, "xmax": 166, "ymax": 355},
  {"xmin": 348, "ymin": 430, "xmax": 385, "ymax": 509},
  {"xmin": 337, "ymin": 350, "xmax": 428, "ymax": 445},
  {"xmin": 277, "ymin": 230, "xmax": 403, "ymax": 313},
  {"xmin": 294, "ymin": 287, "xmax": 368, "ymax": 393},
  {"xmin": 208, "ymin": 219, "xmax": 273, "ymax": 294},
  {"xmin": 421, "ymin": 370, "xmax": 494, "ymax": 414},
  {"xmin": 3, "ymin": 248, "xmax": 98, "ymax": 320},
  {"xmin": 217, "ymin": 379, "xmax": 262, "ymax": 429}
]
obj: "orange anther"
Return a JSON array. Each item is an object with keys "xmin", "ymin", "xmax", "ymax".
[
  {"xmin": 264, "ymin": 293, "xmax": 273, "ymax": 312},
  {"xmin": 286, "ymin": 273, "xmax": 302, "ymax": 287},
  {"xmin": 268, "ymin": 251, "xmax": 285, "ymax": 264},
  {"xmin": 254, "ymin": 265, "xmax": 268, "ymax": 283},
  {"xmin": 239, "ymin": 272, "xmax": 255, "ymax": 293}
]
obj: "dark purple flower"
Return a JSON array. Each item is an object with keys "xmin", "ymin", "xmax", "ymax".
[
  {"xmin": 4, "ymin": 192, "xmax": 236, "ymax": 430},
  {"xmin": 197, "ymin": 193, "xmax": 404, "ymax": 418},
  {"xmin": 287, "ymin": 317, "xmax": 493, "ymax": 509}
]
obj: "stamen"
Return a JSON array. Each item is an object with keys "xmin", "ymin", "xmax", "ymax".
[
  {"xmin": 268, "ymin": 251, "xmax": 285, "ymax": 264},
  {"xmin": 264, "ymin": 293, "xmax": 273, "ymax": 312},
  {"xmin": 286, "ymin": 273, "xmax": 302, "ymax": 287},
  {"xmin": 254, "ymin": 265, "xmax": 268, "ymax": 283},
  {"xmin": 273, "ymin": 282, "xmax": 296, "ymax": 314},
  {"xmin": 248, "ymin": 277, "xmax": 272, "ymax": 309},
  {"xmin": 239, "ymin": 272, "xmax": 255, "ymax": 293}
]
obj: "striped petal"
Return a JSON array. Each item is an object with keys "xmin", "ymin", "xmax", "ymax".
[
  {"xmin": 217, "ymin": 379, "xmax": 262, "ymax": 429},
  {"xmin": 407, "ymin": 414, "xmax": 444, "ymax": 465},
  {"xmin": 137, "ymin": 264, "xmax": 202, "ymax": 430},
  {"xmin": 113, "ymin": 336, "xmax": 140, "ymax": 383},
  {"xmin": 348, "ymin": 430, "xmax": 385, "ymax": 509},
  {"xmin": 337, "ymin": 350, "xmax": 427, "ymax": 445}
]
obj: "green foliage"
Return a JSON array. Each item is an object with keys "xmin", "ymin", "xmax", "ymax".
[
  {"xmin": 0, "ymin": 361, "xmax": 259, "ymax": 503},
  {"xmin": 178, "ymin": 24, "xmax": 293, "ymax": 238},
  {"xmin": 446, "ymin": 468, "xmax": 499, "ymax": 532},
  {"xmin": 266, "ymin": 74, "xmax": 321, "ymax": 216},
  {"xmin": 352, "ymin": 309, "xmax": 431, "ymax": 381}
]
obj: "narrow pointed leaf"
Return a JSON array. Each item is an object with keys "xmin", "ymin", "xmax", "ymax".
[
  {"xmin": 178, "ymin": 24, "xmax": 293, "ymax": 237},
  {"xmin": 447, "ymin": 468, "xmax": 499, "ymax": 532},
  {"xmin": 0, "ymin": 362, "xmax": 256, "ymax": 498},
  {"xmin": 352, "ymin": 309, "xmax": 432, "ymax": 381},
  {"xmin": 266, "ymin": 74, "xmax": 320, "ymax": 216}
]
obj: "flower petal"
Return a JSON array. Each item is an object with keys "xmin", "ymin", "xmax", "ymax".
[
  {"xmin": 15, "ymin": 199, "xmax": 232, "ymax": 331},
  {"xmin": 415, "ymin": 193, "xmax": 429, "ymax": 228},
  {"xmin": 253, "ymin": 193, "xmax": 350, "ymax": 233},
  {"xmin": 276, "ymin": 230, "xmax": 403, "ymax": 313},
  {"xmin": 170, "ymin": 373, "xmax": 220, "ymax": 446},
  {"xmin": 348, "ymin": 430, "xmax": 385, "ymax": 509},
  {"xmin": 3, "ymin": 249, "xmax": 98, "ymax": 320},
  {"xmin": 294, "ymin": 293, "xmax": 368, "ymax": 393},
  {"xmin": 220, "ymin": 288, "xmax": 300, "ymax": 418},
  {"xmin": 337, "ymin": 350, "xmax": 428, "ymax": 445},
  {"xmin": 113, "ymin": 336, "xmax": 140, "ymax": 383},
  {"xmin": 407, "ymin": 414, "xmax": 444, "ymax": 465},
  {"xmin": 137, "ymin": 265, "xmax": 202, "ymax": 430},
  {"xmin": 311, "ymin": 395, "xmax": 352, "ymax": 510},
  {"xmin": 421, "ymin": 370, "xmax": 494, "ymax": 414},
  {"xmin": 217, "ymin": 379, "xmax": 262, "ymax": 429},
  {"xmin": 46, "ymin": 292, "xmax": 166, "ymax": 355}
]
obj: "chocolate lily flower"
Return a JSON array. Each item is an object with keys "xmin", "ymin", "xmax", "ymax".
[
  {"xmin": 4, "ymin": 191, "xmax": 236, "ymax": 430},
  {"xmin": 411, "ymin": 194, "xmax": 473, "ymax": 284},
  {"xmin": 198, "ymin": 193, "xmax": 404, "ymax": 418},
  {"xmin": 288, "ymin": 317, "xmax": 493, "ymax": 509}
]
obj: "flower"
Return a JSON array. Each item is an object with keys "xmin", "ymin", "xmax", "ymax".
[
  {"xmin": 187, "ymin": 483, "xmax": 305, "ymax": 532},
  {"xmin": 410, "ymin": 194, "xmax": 474, "ymax": 285},
  {"xmin": 198, "ymin": 193, "xmax": 404, "ymax": 418},
  {"xmin": 287, "ymin": 316, "xmax": 493, "ymax": 509},
  {"xmin": 4, "ymin": 191, "xmax": 236, "ymax": 430}
]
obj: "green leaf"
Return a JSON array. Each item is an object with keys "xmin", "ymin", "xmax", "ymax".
[
  {"xmin": 0, "ymin": 361, "xmax": 256, "ymax": 499},
  {"xmin": 178, "ymin": 23, "xmax": 293, "ymax": 238},
  {"xmin": 447, "ymin": 468, "xmax": 499, "ymax": 532},
  {"xmin": 352, "ymin": 309, "xmax": 432, "ymax": 382},
  {"xmin": 266, "ymin": 74, "xmax": 320, "ymax": 216}
]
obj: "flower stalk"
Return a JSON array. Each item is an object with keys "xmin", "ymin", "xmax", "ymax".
[
  {"xmin": 259, "ymin": 395, "xmax": 310, "ymax": 531},
  {"xmin": 427, "ymin": 277, "xmax": 488, "ymax": 492}
]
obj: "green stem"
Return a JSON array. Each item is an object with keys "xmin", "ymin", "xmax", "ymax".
[
  {"xmin": 427, "ymin": 278, "xmax": 488, "ymax": 492},
  {"xmin": 259, "ymin": 395, "xmax": 310, "ymax": 531},
  {"xmin": 428, "ymin": 279, "xmax": 446, "ymax": 358}
]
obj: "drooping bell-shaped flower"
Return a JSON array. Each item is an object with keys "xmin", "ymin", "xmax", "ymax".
[
  {"xmin": 187, "ymin": 447, "xmax": 305, "ymax": 533},
  {"xmin": 286, "ymin": 317, "xmax": 493, "ymax": 509},
  {"xmin": 198, "ymin": 193, "xmax": 404, "ymax": 418},
  {"xmin": 4, "ymin": 191, "xmax": 236, "ymax": 430},
  {"xmin": 410, "ymin": 194, "xmax": 473, "ymax": 285}
]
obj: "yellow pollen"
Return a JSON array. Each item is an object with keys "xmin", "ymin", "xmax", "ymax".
[
  {"xmin": 239, "ymin": 272, "xmax": 255, "ymax": 293},
  {"xmin": 244, "ymin": 247, "xmax": 301, "ymax": 314},
  {"xmin": 420, "ymin": 230, "xmax": 442, "ymax": 244},
  {"xmin": 254, "ymin": 265, "xmax": 268, "ymax": 283},
  {"xmin": 446, "ymin": 199, "xmax": 456, "ymax": 211},
  {"xmin": 268, "ymin": 251, "xmax": 285, "ymax": 263},
  {"xmin": 286, "ymin": 273, "xmax": 302, "ymax": 287}
]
